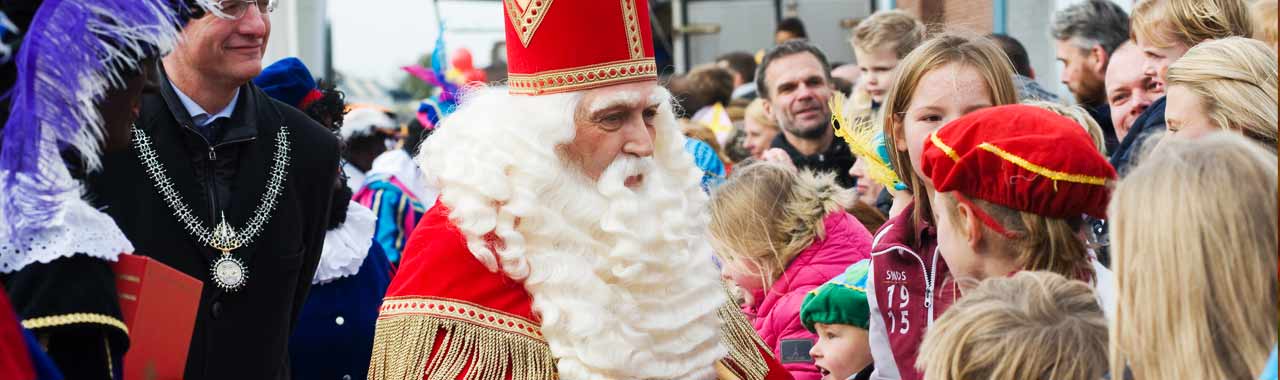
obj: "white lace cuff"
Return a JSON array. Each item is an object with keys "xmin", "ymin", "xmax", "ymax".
[
  {"xmin": 313, "ymin": 201, "xmax": 376, "ymax": 285},
  {"xmin": 0, "ymin": 194, "xmax": 133, "ymax": 273}
]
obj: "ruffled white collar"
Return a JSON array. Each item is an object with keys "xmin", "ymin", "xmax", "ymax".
[
  {"xmin": 312, "ymin": 201, "xmax": 376, "ymax": 285},
  {"xmin": 0, "ymin": 188, "xmax": 132, "ymax": 273}
]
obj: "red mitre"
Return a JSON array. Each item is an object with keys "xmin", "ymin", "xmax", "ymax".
[
  {"xmin": 921, "ymin": 105, "xmax": 1117, "ymax": 219},
  {"xmin": 503, "ymin": 0, "xmax": 657, "ymax": 95}
]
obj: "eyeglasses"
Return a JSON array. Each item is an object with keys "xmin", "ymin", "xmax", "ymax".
[{"xmin": 211, "ymin": 0, "xmax": 277, "ymax": 20}]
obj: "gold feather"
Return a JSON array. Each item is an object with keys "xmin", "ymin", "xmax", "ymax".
[{"xmin": 829, "ymin": 92, "xmax": 900, "ymax": 188}]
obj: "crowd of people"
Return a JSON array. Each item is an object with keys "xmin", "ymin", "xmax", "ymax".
[{"xmin": 0, "ymin": 0, "xmax": 1275, "ymax": 379}]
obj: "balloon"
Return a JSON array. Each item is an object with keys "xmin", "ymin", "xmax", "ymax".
[
  {"xmin": 463, "ymin": 69, "xmax": 486, "ymax": 84},
  {"xmin": 450, "ymin": 48, "xmax": 474, "ymax": 71},
  {"xmin": 444, "ymin": 68, "xmax": 464, "ymax": 84}
]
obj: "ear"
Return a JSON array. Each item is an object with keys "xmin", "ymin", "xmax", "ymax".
[
  {"xmin": 955, "ymin": 201, "xmax": 984, "ymax": 250},
  {"xmin": 762, "ymin": 98, "xmax": 775, "ymax": 119},
  {"xmin": 892, "ymin": 119, "xmax": 908, "ymax": 153},
  {"xmin": 1089, "ymin": 45, "xmax": 1109, "ymax": 74},
  {"xmin": 1028, "ymin": 67, "xmax": 1036, "ymax": 80}
]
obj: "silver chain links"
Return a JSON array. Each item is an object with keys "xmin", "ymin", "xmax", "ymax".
[{"xmin": 131, "ymin": 125, "xmax": 291, "ymax": 249}]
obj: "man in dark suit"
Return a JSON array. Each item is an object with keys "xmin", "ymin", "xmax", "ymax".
[{"xmin": 87, "ymin": 1, "xmax": 338, "ymax": 379}]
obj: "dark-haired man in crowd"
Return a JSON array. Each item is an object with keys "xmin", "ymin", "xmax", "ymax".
[
  {"xmin": 757, "ymin": 40, "xmax": 856, "ymax": 187},
  {"xmin": 989, "ymin": 33, "xmax": 1060, "ymax": 103},
  {"xmin": 717, "ymin": 51, "xmax": 759, "ymax": 100},
  {"xmin": 775, "ymin": 17, "xmax": 808, "ymax": 44}
]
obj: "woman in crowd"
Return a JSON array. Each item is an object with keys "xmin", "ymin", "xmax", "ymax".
[
  {"xmin": 709, "ymin": 162, "xmax": 873, "ymax": 380},
  {"xmin": 1109, "ymin": 132, "xmax": 1277, "ymax": 380},
  {"xmin": 865, "ymin": 33, "xmax": 1020, "ymax": 380},
  {"xmin": 1164, "ymin": 36, "xmax": 1277, "ymax": 148},
  {"xmin": 741, "ymin": 98, "xmax": 781, "ymax": 160},
  {"xmin": 1131, "ymin": 0, "xmax": 1253, "ymax": 92}
]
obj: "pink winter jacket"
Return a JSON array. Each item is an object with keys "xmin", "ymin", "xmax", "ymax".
[{"xmin": 742, "ymin": 210, "xmax": 874, "ymax": 380}]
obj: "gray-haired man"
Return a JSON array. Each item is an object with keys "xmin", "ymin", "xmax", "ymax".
[{"xmin": 1052, "ymin": 0, "xmax": 1129, "ymax": 152}]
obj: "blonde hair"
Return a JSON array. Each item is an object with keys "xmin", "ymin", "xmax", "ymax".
[
  {"xmin": 1131, "ymin": 0, "xmax": 1254, "ymax": 49},
  {"xmin": 882, "ymin": 33, "xmax": 1020, "ymax": 227},
  {"xmin": 708, "ymin": 163, "xmax": 851, "ymax": 289},
  {"xmin": 851, "ymin": 10, "xmax": 927, "ymax": 58},
  {"xmin": 744, "ymin": 98, "xmax": 777, "ymax": 132},
  {"xmin": 1108, "ymin": 133, "xmax": 1278, "ymax": 380},
  {"xmin": 918, "ymin": 271, "xmax": 1108, "ymax": 380},
  {"xmin": 1024, "ymin": 100, "xmax": 1108, "ymax": 156},
  {"xmin": 1252, "ymin": 0, "xmax": 1277, "ymax": 49},
  {"xmin": 1166, "ymin": 36, "xmax": 1278, "ymax": 147},
  {"xmin": 939, "ymin": 194, "xmax": 1095, "ymax": 282}
]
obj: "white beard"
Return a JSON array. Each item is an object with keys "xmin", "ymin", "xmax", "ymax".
[{"xmin": 420, "ymin": 87, "xmax": 729, "ymax": 379}]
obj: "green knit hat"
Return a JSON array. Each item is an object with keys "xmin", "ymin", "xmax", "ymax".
[{"xmin": 801, "ymin": 259, "xmax": 871, "ymax": 332}]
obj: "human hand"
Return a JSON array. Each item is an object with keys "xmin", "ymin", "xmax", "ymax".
[{"xmin": 761, "ymin": 148, "xmax": 796, "ymax": 172}]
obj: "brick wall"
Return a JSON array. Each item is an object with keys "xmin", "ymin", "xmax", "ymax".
[
  {"xmin": 893, "ymin": 0, "xmax": 993, "ymax": 34},
  {"xmin": 943, "ymin": 0, "xmax": 992, "ymax": 33}
]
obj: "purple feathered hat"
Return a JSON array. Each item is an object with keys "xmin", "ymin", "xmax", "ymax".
[{"xmin": 0, "ymin": 0, "xmax": 185, "ymax": 239}]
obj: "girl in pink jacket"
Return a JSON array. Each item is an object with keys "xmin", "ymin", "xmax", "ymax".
[{"xmin": 710, "ymin": 162, "xmax": 874, "ymax": 380}]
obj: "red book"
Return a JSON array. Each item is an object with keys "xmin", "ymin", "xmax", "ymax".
[{"xmin": 112, "ymin": 255, "xmax": 202, "ymax": 380}]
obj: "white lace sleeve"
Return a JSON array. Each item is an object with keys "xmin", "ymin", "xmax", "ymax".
[
  {"xmin": 0, "ymin": 193, "xmax": 133, "ymax": 273},
  {"xmin": 312, "ymin": 201, "xmax": 376, "ymax": 285}
]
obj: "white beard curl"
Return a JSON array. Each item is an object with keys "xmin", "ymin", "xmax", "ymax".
[{"xmin": 418, "ymin": 87, "xmax": 729, "ymax": 380}]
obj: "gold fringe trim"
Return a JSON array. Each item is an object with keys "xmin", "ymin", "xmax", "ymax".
[
  {"xmin": 21, "ymin": 313, "xmax": 128, "ymax": 335},
  {"xmin": 368, "ymin": 314, "xmax": 556, "ymax": 380},
  {"xmin": 717, "ymin": 288, "xmax": 773, "ymax": 380}
]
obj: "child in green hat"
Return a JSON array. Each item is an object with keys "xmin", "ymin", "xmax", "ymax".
[{"xmin": 801, "ymin": 259, "xmax": 874, "ymax": 380}]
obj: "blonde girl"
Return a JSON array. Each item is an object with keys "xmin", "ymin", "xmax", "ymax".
[
  {"xmin": 742, "ymin": 98, "xmax": 781, "ymax": 159},
  {"xmin": 1164, "ymin": 36, "xmax": 1278, "ymax": 147},
  {"xmin": 1114, "ymin": 0, "xmax": 1255, "ymax": 177},
  {"xmin": 1130, "ymin": 0, "xmax": 1253, "ymax": 89},
  {"xmin": 710, "ymin": 162, "xmax": 874, "ymax": 380},
  {"xmin": 1109, "ymin": 132, "xmax": 1278, "ymax": 380},
  {"xmin": 920, "ymin": 104, "xmax": 1118, "ymax": 320},
  {"xmin": 864, "ymin": 32, "xmax": 1019, "ymax": 380},
  {"xmin": 917, "ymin": 271, "xmax": 1109, "ymax": 380}
]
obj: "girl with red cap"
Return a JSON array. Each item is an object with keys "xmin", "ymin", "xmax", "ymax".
[
  {"xmin": 864, "ymin": 33, "xmax": 1020, "ymax": 380},
  {"xmin": 919, "ymin": 104, "xmax": 1118, "ymax": 313}
]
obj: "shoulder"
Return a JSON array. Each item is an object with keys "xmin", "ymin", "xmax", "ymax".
[
  {"xmin": 384, "ymin": 204, "xmax": 536, "ymax": 319},
  {"xmin": 257, "ymin": 95, "xmax": 338, "ymax": 176},
  {"xmin": 273, "ymin": 98, "xmax": 337, "ymax": 151},
  {"xmin": 823, "ymin": 211, "xmax": 873, "ymax": 249},
  {"xmin": 870, "ymin": 207, "xmax": 914, "ymax": 254}
]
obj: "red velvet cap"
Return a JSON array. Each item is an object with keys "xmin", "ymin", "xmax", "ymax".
[
  {"xmin": 503, "ymin": 0, "xmax": 657, "ymax": 95},
  {"xmin": 921, "ymin": 105, "xmax": 1117, "ymax": 219}
]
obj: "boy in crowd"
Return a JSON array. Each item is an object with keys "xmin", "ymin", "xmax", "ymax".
[
  {"xmin": 801, "ymin": 260, "xmax": 875, "ymax": 380},
  {"xmin": 848, "ymin": 10, "xmax": 926, "ymax": 115}
]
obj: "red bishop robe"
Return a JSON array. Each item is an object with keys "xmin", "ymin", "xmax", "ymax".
[{"xmin": 367, "ymin": 204, "xmax": 793, "ymax": 380}]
